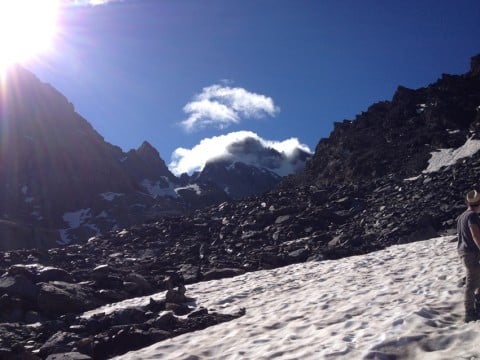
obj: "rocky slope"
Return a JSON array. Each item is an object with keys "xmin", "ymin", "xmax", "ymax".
[{"xmin": 286, "ymin": 54, "xmax": 480, "ymax": 187}]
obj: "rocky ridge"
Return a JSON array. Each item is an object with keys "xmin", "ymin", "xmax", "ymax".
[{"xmin": 290, "ymin": 54, "xmax": 480, "ymax": 187}]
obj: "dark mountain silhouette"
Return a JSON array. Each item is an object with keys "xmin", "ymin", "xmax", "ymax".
[{"xmin": 0, "ymin": 66, "xmax": 141, "ymax": 248}]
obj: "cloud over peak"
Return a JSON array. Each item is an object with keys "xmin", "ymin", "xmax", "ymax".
[
  {"xmin": 181, "ymin": 84, "xmax": 280, "ymax": 132},
  {"xmin": 169, "ymin": 131, "xmax": 311, "ymax": 176}
]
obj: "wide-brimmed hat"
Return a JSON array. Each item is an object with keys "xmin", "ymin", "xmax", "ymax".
[{"xmin": 466, "ymin": 190, "xmax": 480, "ymax": 205}]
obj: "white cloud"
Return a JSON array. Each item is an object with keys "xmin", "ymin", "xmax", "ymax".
[
  {"xmin": 168, "ymin": 131, "xmax": 312, "ymax": 176},
  {"xmin": 180, "ymin": 84, "xmax": 280, "ymax": 131},
  {"xmin": 65, "ymin": 0, "xmax": 122, "ymax": 6}
]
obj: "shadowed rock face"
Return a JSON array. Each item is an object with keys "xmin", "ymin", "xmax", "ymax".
[
  {"xmin": 0, "ymin": 67, "xmax": 136, "ymax": 223},
  {"xmin": 196, "ymin": 160, "xmax": 281, "ymax": 199},
  {"xmin": 0, "ymin": 68, "xmax": 145, "ymax": 248},
  {"xmin": 121, "ymin": 141, "xmax": 177, "ymax": 184}
]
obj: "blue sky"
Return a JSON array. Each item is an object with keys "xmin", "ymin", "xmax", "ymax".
[{"xmin": 24, "ymin": 0, "xmax": 480, "ymax": 174}]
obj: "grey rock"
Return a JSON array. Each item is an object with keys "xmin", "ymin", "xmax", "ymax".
[
  {"xmin": 125, "ymin": 273, "xmax": 152, "ymax": 294},
  {"xmin": 0, "ymin": 274, "xmax": 38, "ymax": 301},
  {"xmin": 202, "ymin": 268, "xmax": 246, "ymax": 281},
  {"xmin": 46, "ymin": 352, "xmax": 92, "ymax": 360},
  {"xmin": 38, "ymin": 267, "xmax": 74, "ymax": 283},
  {"xmin": 39, "ymin": 332, "xmax": 82, "ymax": 358},
  {"xmin": 37, "ymin": 282, "xmax": 103, "ymax": 317}
]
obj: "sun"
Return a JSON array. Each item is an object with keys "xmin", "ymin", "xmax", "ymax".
[{"xmin": 0, "ymin": 0, "xmax": 60, "ymax": 73}]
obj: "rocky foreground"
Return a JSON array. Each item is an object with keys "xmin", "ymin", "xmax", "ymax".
[{"xmin": 0, "ymin": 144, "xmax": 474, "ymax": 358}]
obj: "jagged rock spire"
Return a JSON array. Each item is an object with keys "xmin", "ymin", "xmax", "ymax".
[{"xmin": 470, "ymin": 54, "xmax": 480, "ymax": 77}]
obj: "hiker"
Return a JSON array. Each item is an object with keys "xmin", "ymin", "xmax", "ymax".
[{"xmin": 457, "ymin": 189, "xmax": 480, "ymax": 322}]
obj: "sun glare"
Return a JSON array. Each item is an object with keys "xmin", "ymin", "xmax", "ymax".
[{"xmin": 0, "ymin": 0, "xmax": 60, "ymax": 73}]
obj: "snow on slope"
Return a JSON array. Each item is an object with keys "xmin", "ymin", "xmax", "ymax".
[
  {"xmin": 141, "ymin": 178, "xmax": 178, "ymax": 198},
  {"xmin": 100, "ymin": 192, "xmax": 124, "ymax": 201},
  {"xmin": 80, "ymin": 236, "xmax": 480, "ymax": 359},
  {"xmin": 58, "ymin": 208, "xmax": 93, "ymax": 244},
  {"xmin": 424, "ymin": 136, "xmax": 480, "ymax": 173},
  {"xmin": 174, "ymin": 184, "xmax": 202, "ymax": 195}
]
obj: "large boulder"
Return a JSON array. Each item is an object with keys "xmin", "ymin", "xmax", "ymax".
[
  {"xmin": 37, "ymin": 282, "xmax": 104, "ymax": 317},
  {"xmin": 124, "ymin": 272, "xmax": 152, "ymax": 295},
  {"xmin": 0, "ymin": 295, "xmax": 29, "ymax": 322},
  {"xmin": 38, "ymin": 267, "xmax": 74, "ymax": 283},
  {"xmin": 39, "ymin": 332, "xmax": 82, "ymax": 358},
  {"xmin": 0, "ymin": 274, "xmax": 38, "ymax": 301}
]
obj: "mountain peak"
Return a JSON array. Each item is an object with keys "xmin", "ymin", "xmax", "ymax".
[
  {"xmin": 135, "ymin": 141, "xmax": 170, "ymax": 171},
  {"xmin": 137, "ymin": 141, "xmax": 158, "ymax": 156},
  {"xmin": 470, "ymin": 53, "xmax": 480, "ymax": 77}
]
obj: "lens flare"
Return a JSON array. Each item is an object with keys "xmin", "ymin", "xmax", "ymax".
[{"xmin": 0, "ymin": 0, "xmax": 60, "ymax": 73}]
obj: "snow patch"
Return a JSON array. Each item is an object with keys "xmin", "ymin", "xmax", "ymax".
[
  {"xmin": 130, "ymin": 203, "xmax": 146, "ymax": 208},
  {"xmin": 404, "ymin": 175, "xmax": 421, "ymax": 182},
  {"xmin": 100, "ymin": 192, "xmax": 124, "ymax": 201},
  {"xmin": 175, "ymin": 184, "xmax": 202, "ymax": 195},
  {"xmin": 58, "ymin": 208, "xmax": 92, "ymax": 244},
  {"xmin": 31, "ymin": 210, "xmax": 42, "ymax": 220},
  {"xmin": 63, "ymin": 208, "xmax": 91, "ymax": 228},
  {"xmin": 87, "ymin": 236, "xmax": 100, "ymax": 244},
  {"xmin": 447, "ymin": 129, "xmax": 460, "ymax": 134},
  {"xmin": 141, "ymin": 178, "xmax": 178, "ymax": 198},
  {"xmin": 423, "ymin": 137, "xmax": 480, "ymax": 173},
  {"xmin": 21, "ymin": 185, "xmax": 35, "ymax": 204},
  {"xmin": 416, "ymin": 103, "xmax": 426, "ymax": 114},
  {"xmin": 117, "ymin": 229, "xmax": 129, "ymax": 237}
]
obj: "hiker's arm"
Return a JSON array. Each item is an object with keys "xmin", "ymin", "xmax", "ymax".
[{"xmin": 470, "ymin": 223, "xmax": 480, "ymax": 250}]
